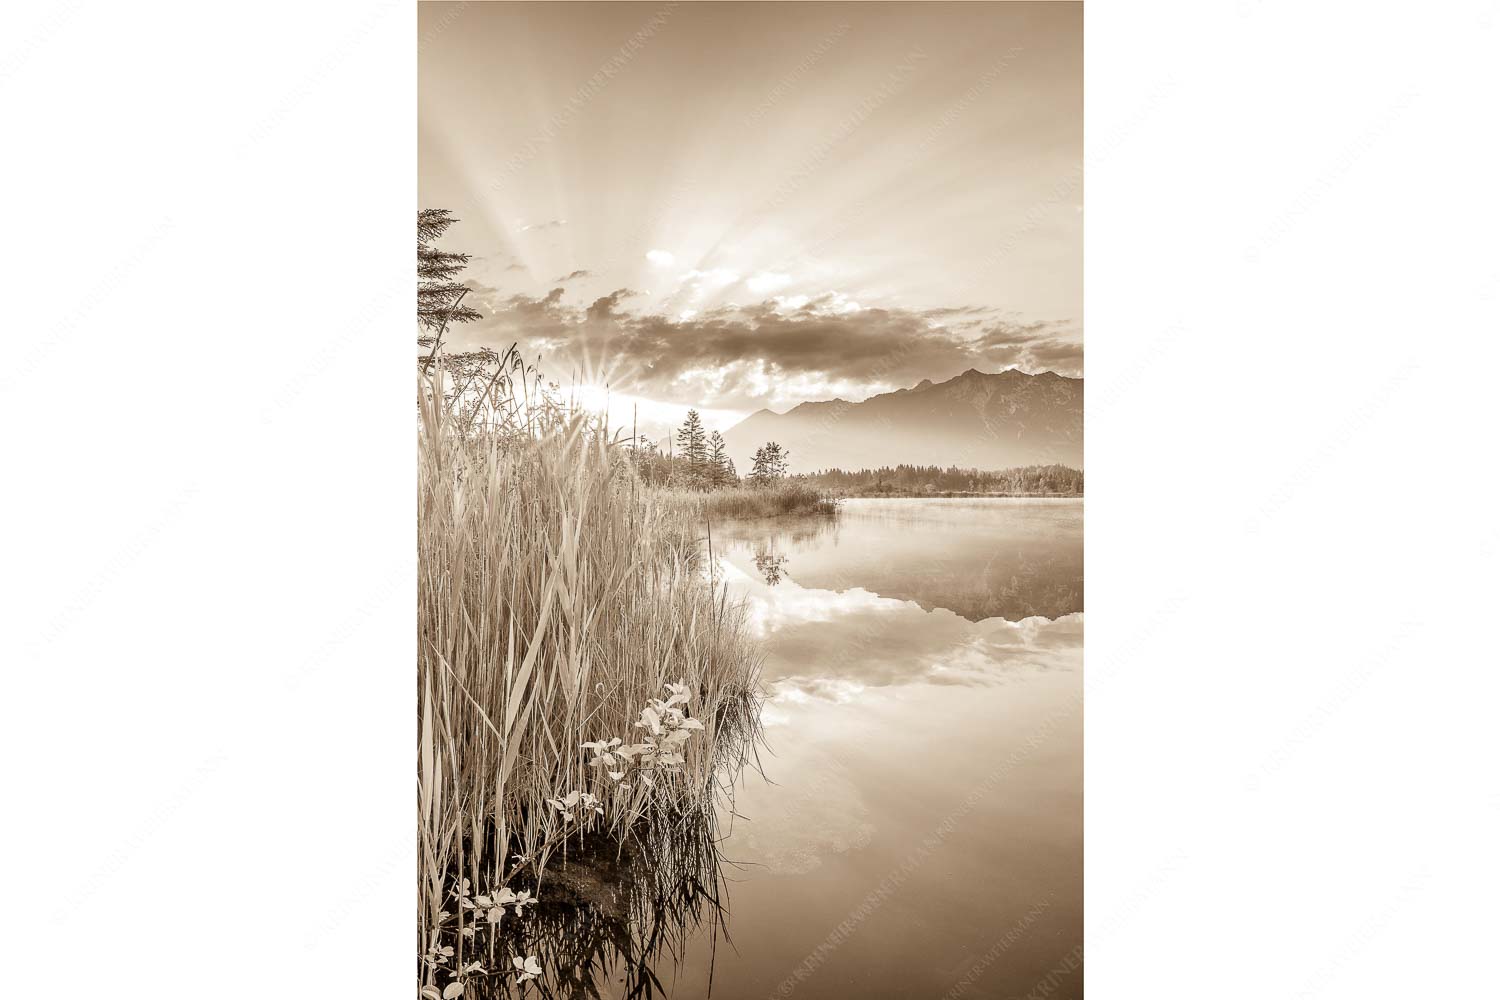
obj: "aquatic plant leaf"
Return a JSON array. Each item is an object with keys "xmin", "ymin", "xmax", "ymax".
[
  {"xmin": 638, "ymin": 706, "xmax": 662, "ymax": 734},
  {"xmin": 444, "ymin": 984, "xmax": 464, "ymax": 998},
  {"xmin": 421, "ymin": 987, "xmax": 441, "ymax": 1000}
]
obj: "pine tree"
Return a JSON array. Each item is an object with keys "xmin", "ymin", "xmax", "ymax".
[
  {"xmin": 676, "ymin": 410, "xmax": 708, "ymax": 480},
  {"xmin": 708, "ymin": 431, "xmax": 732, "ymax": 487},
  {"xmin": 748, "ymin": 441, "xmax": 788, "ymax": 486},
  {"xmin": 418, "ymin": 209, "xmax": 482, "ymax": 346}
]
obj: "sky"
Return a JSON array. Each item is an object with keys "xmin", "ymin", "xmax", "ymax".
[{"xmin": 419, "ymin": 1, "xmax": 1082, "ymax": 437}]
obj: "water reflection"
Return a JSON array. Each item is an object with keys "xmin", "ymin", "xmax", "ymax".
[
  {"xmin": 715, "ymin": 498, "xmax": 1082, "ymax": 622},
  {"xmin": 752, "ymin": 550, "xmax": 789, "ymax": 586},
  {"xmin": 671, "ymin": 498, "xmax": 1085, "ymax": 1000},
  {"xmin": 464, "ymin": 811, "xmax": 731, "ymax": 999},
  {"xmin": 713, "ymin": 526, "xmax": 1082, "ymax": 693}
]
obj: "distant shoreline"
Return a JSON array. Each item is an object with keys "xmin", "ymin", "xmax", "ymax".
[{"xmin": 834, "ymin": 491, "xmax": 1083, "ymax": 500}]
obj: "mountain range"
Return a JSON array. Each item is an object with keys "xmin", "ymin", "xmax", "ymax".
[{"xmin": 722, "ymin": 368, "xmax": 1083, "ymax": 474}]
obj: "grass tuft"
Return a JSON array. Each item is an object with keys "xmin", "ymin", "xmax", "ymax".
[{"xmin": 660, "ymin": 480, "xmax": 839, "ymax": 520}]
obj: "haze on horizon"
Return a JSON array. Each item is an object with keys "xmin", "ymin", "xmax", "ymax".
[{"xmin": 419, "ymin": 1, "xmax": 1082, "ymax": 441}]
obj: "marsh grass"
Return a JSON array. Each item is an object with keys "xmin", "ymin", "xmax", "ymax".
[
  {"xmin": 418, "ymin": 363, "xmax": 763, "ymax": 994},
  {"xmin": 661, "ymin": 481, "xmax": 839, "ymax": 520},
  {"xmin": 460, "ymin": 813, "xmax": 732, "ymax": 998}
]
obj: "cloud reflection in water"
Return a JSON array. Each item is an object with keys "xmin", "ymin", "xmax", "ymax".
[{"xmin": 714, "ymin": 552, "xmax": 1082, "ymax": 696}]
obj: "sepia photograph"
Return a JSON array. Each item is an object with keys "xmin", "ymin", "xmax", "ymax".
[
  {"xmin": 7, "ymin": 2, "xmax": 1496, "ymax": 998},
  {"xmin": 419, "ymin": 3, "xmax": 1081, "ymax": 997}
]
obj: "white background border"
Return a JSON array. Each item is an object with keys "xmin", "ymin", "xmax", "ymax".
[{"xmin": 1087, "ymin": 1, "xmax": 1498, "ymax": 995}]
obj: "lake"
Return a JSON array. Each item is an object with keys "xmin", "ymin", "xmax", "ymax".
[{"xmin": 663, "ymin": 498, "xmax": 1084, "ymax": 999}]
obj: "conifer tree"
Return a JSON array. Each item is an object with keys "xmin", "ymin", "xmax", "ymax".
[
  {"xmin": 748, "ymin": 441, "xmax": 788, "ymax": 485},
  {"xmin": 418, "ymin": 209, "xmax": 482, "ymax": 344},
  {"xmin": 708, "ymin": 431, "xmax": 732, "ymax": 487},
  {"xmin": 676, "ymin": 409, "xmax": 708, "ymax": 478}
]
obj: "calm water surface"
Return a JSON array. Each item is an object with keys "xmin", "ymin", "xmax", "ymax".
[{"xmin": 663, "ymin": 498, "xmax": 1083, "ymax": 999}]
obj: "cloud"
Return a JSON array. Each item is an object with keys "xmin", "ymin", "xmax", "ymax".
[
  {"xmin": 450, "ymin": 284, "xmax": 1082, "ymax": 412},
  {"xmin": 747, "ymin": 271, "xmax": 794, "ymax": 295},
  {"xmin": 680, "ymin": 267, "xmax": 740, "ymax": 292},
  {"xmin": 519, "ymin": 219, "xmax": 566, "ymax": 232},
  {"xmin": 584, "ymin": 287, "xmax": 638, "ymax": 323},
  {"xmin": 645, "ymin": 249, "xmax": 675, "ymax": 267},
  {"xmin": 555, "ymin": 269, "xmax": 592, "ymax": 282}
]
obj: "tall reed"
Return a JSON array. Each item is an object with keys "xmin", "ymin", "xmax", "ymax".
[{"xmin": 417, "ymin": 365, "xmax": 761, "ymax": 989}]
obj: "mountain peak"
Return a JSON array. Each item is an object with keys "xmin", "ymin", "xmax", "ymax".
[
  {"xmin": 723, "ymin": 367, "xmax": 1082, "ymax": 474},
  {"xmin": 789, "ymin": 397, "xmax": 850, "ymax": 413}
]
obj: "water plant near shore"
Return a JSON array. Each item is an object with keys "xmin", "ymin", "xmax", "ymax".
[
  {"xmin": 659, "ymin": 480, "xmax": 839, "ymax": 520},
  {"xmin": 418, "ymin": 356, "xmax": 763, "ymax": 995}
]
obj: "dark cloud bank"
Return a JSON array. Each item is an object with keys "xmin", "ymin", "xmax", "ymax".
[{"xmin": 452, "ymin": 283, "xmax": 1082, "ymax": 411}]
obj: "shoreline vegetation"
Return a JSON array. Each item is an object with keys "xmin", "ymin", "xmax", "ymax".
[
  {"xmin": 418, "ymin": 211, "xmax": 767, "ymax": 997},
  {"xmin": 627, "ymin": 410, "xmax": 839, "ymax": 518},
  {"xmin": 804, "ymin": 462, "xmax": 1083, "ymax": 498},
  {"xmin": 837, "ymin": 490, "xmax": 1082, "ymax": 499},
  {"xmin": 660, "ymin": 481, "xmax": 840, "ymax": 519},
  {"xmin": 637, "ymin": 414, "xmax": 1083, "ymax": 516},
  {"xmin": 418, "ymin": 359, "xmax": 766, "ymax": 997}
]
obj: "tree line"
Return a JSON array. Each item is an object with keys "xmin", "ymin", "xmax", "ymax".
[{"xmin": 802, "ymin": 463, "xmax": 1083, "ymax": 496}]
